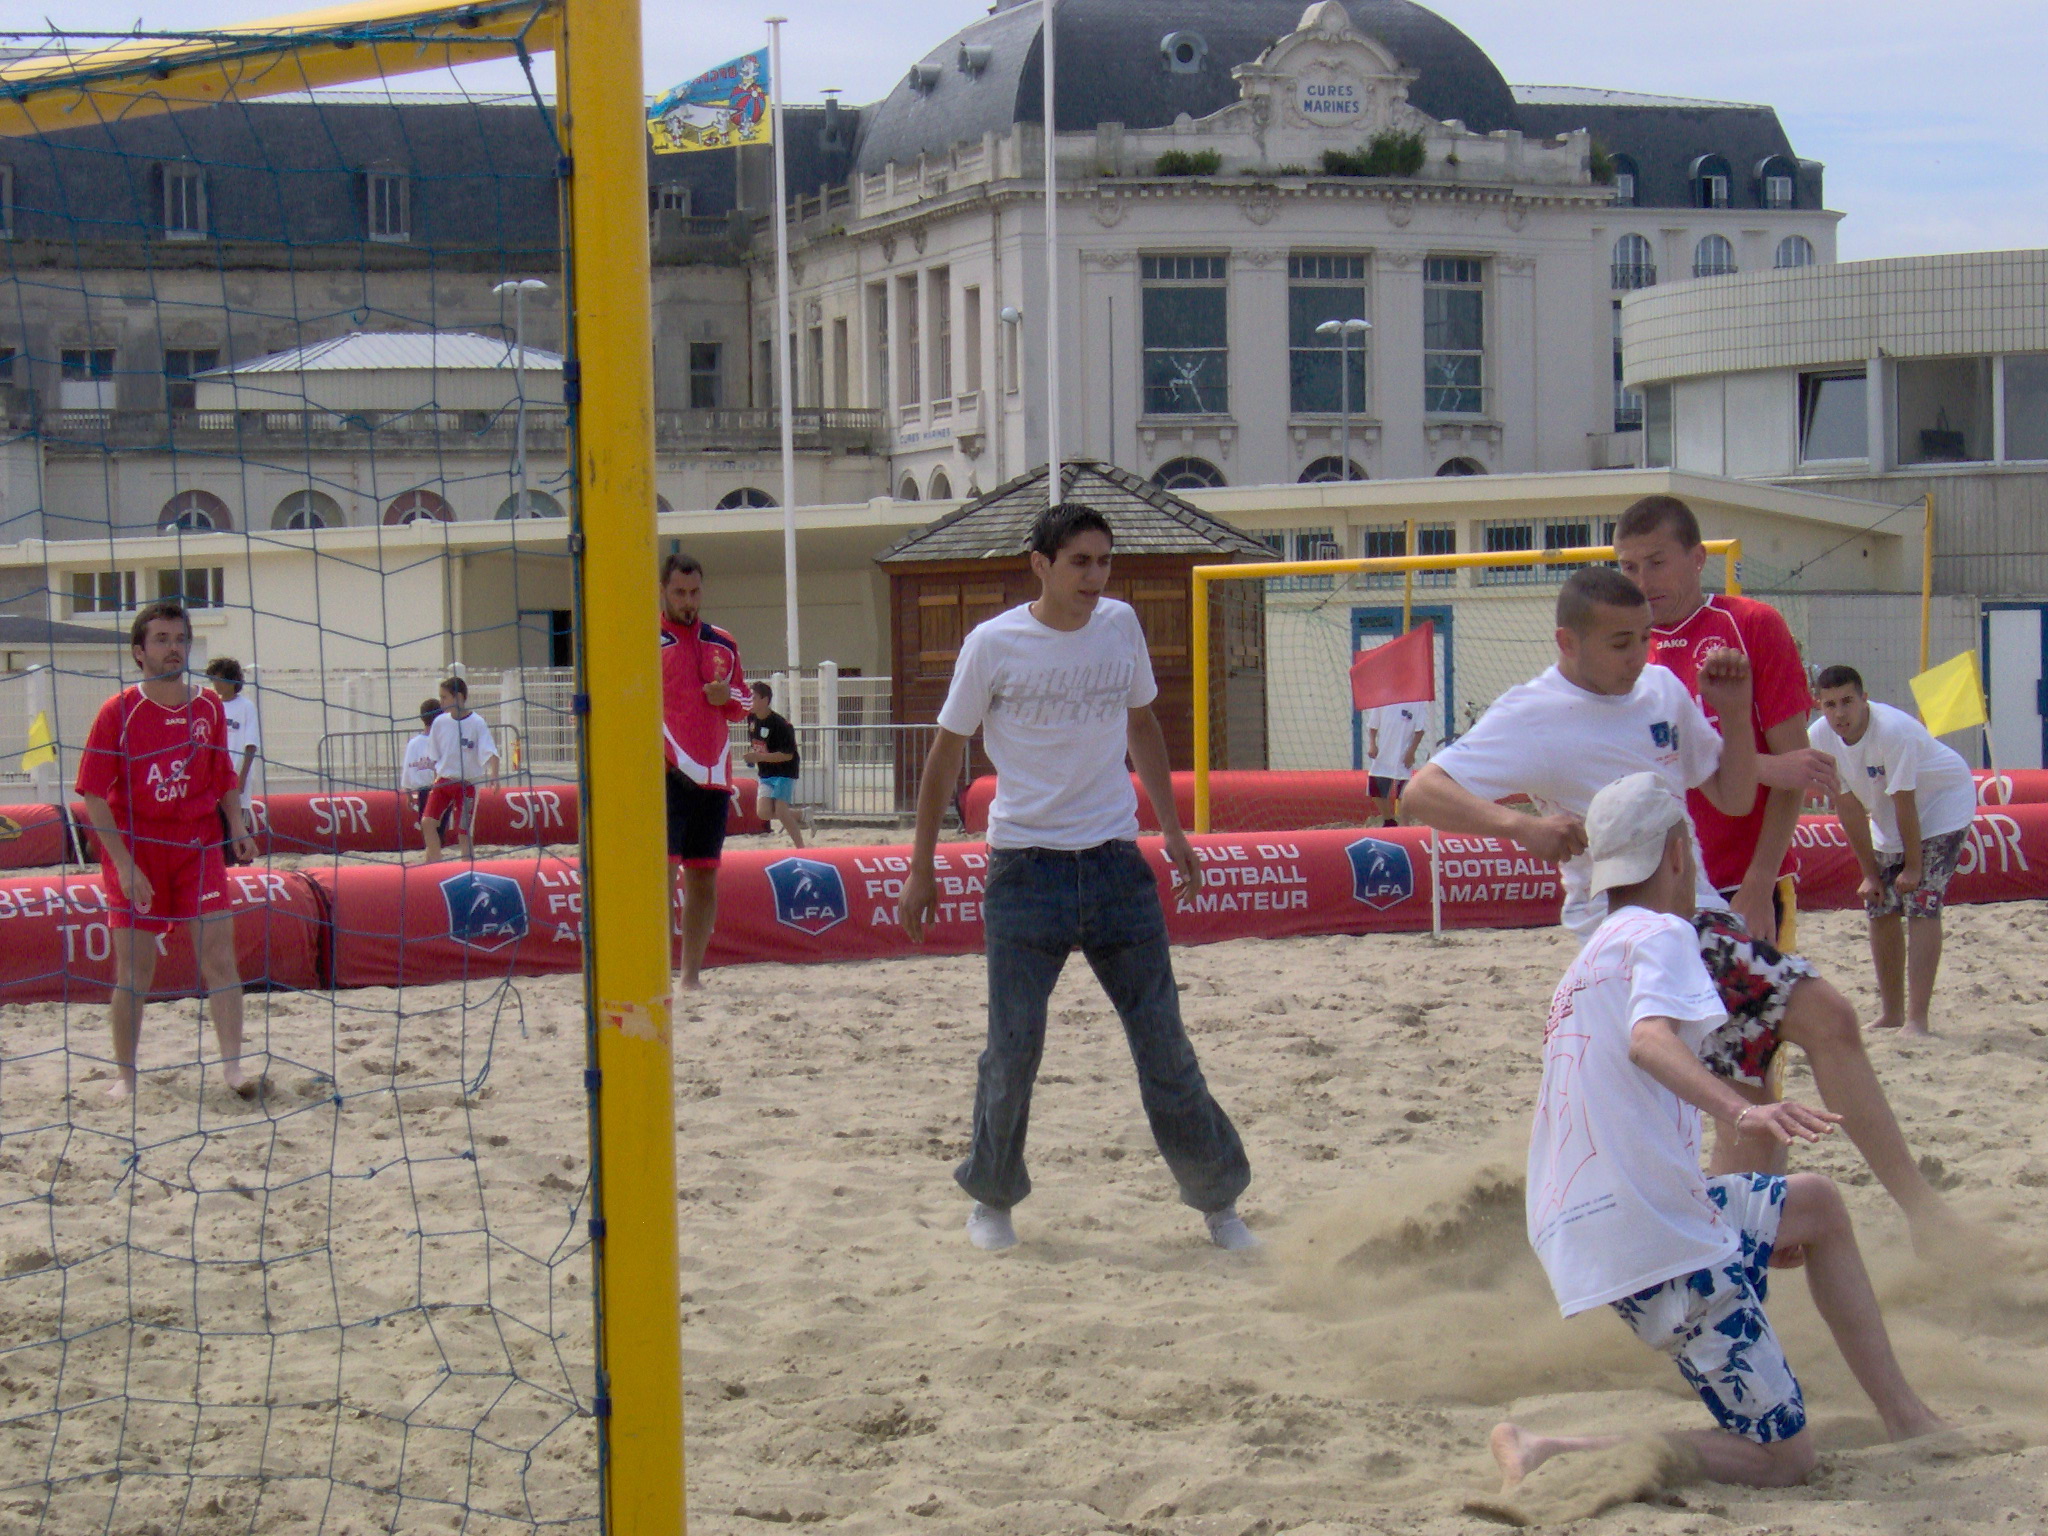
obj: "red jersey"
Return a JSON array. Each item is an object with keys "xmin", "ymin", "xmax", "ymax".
[
  {"xmin": 75, "ymin": 685, "xmax": 236, "ymax": 834},
  {"xmin": 659, "ymin": 614, "xmax": 748, "ymax": 786},
  {"xmin": 1648, "ymin": 594, "xmax": 1813, "ymax": 892}
]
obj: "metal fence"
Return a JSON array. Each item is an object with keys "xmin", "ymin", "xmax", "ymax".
[{"xmin": 731, "ymin": 720, "xmax": 959, "ymax": 818}]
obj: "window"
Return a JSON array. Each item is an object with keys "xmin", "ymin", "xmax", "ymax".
[
  {"xmin": 1288, "ymin": 254, "xmax": 1369, "ymax": 415},
  {"xmin": 383, "ymin": 487, "xmax": 453, "ymax": 524},
  {"xmin": 163, "ymin": 348, "xmax": 219, "ymax": 411},
  {"xmin": 1611, "ymin": 155, "xmax": 1639, "ymax": 207},
  {"xmin": 60, "ymin": 347, "xmax": 117, "ymax": 411},
  {"xmin": 367, "ymin": 172, "xmax": 409, "ymax": 241},
  {"xmin": 1151, "ymin": 456, "xmax": 1225, "ymax": 489},
  {"xmin": 1775, "ymin": 235, "xmax": 1816, "ymax": 269},
  {"xmin": 687, "ymin": 342, "xmax": 720, "ymax": 409},
  {"xmin": 1142, "ymin": 255, "xmax": 1229, "ymax": 415},
  {"xmin": 1643, "ymin": 384, "xmax": 1674, "ymax": 467},
  {"xmin": 930, "ymin": 268, "xmax": 952, "ymax": 401},
  {"xmin": 273, "ymin": 489, "xmax": 341, "ymax": 529},
  {"xmin": 1358, "ymin": 522, "xmax": 1453, "ymax": 588},
  {"xmin": 1758, "ymin": 157, "xmax": 1796, "ymax": 209},
  {"xmin": 715, "ymin": 487, "xmax": 776, "ymax": 509},
  {"xmin": 805, "ymin": 326, "xmax": 824, "ymax": 408},
  {"xmin": 494, "ymin": 490, "xmax": 566, "ymax": 519},
  {"xmin": 71, "ymin": 570, "xmax": 136, "ymax": 614},
  {"xmin": 757, "ymin": 339, "xmax": 773, "ymax": 409},
  {"xmin": 928, "ymin": 468, "xmax": 953, "ymax": 499},
  {"xmin": 1298, "ymin": 456, "xmax": 1366, "ymax": 483},
  {"xmin": 1690, "ymin": 155, "xmax": 1732, "ymax": 209},
  {"xmin": 162, "ymin": 165, "xmax": 206, "ymax": 238},
  {"xmin": 2004, "ymin": 354, "xmax": 2048, "ymax": 461},
  {"xmin": 158, "ymin": 566, "xmax": 224, "ymax": 608},
  {"xmin": 1422, "ymin": 257, "xmax": 1484, "ymax": 414},
  {"xmin": 1436, "ymin": 457, "xmax": 1485, "ymax": 476},
  {"xmin": 157, "ymin": 489, "xmax": 231, "ymax": 532},
  {"xmin": 652, "ymin": 183, "xmax": 691, "ymax": 213},
  {"xmin": 831, "ymin": 316, "xmax": 850, "ymax": 407},
  {"xmin": 1692, "ymin": 235, "xmax": 1737, "ymax": 278},
  {"xmin": 1610, "ymin": 233, "xmax": 1656, "ymax": 290},
  {"xmin": 897, "ymin": 274, "xmax": 921, "ymax": 406},
  {"xmin": 1479, "ymin": 518, "xmax": 1613, "ymax": 585},
  {"xmin": 961, "ymin": 287, "xmax": 983, "ymax": 395},
  {"xmin": 1613, "ymin": 303, "xmax": 1642, "ymax": 431},
  {"xmin": 1798, "ymin": 371, "xmax": 1867, "ymax": 462},
  {"xmin": 1897, "ymin": 357, "xmax": 1993, "ymax": 465},
  {"xmin": 1260, "ymin": 527, "xmax": 1339, "ymax": 592},
  {"xmin": 897, "ymin": 474, "xmax": 921, "ymax": 502}
]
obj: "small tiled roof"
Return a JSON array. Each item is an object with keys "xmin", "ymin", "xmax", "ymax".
[{"xmin": 876, "ymin": 461, "xmax": 1276, "ymax": 564}]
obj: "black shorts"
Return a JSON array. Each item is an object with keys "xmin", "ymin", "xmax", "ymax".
[
  {"xmin": 217, "ymin": 804, "xmax": 252, "ymax": 867},
  {"xmin": 666, "ymin": 771, "xmax": 729, "ymax": 867},
  {"xmin": 414, "ymin": 786, "xmax": 455, "ymax": 835},
  {"xmin": 1368, "ymin": 775, "xmax": 1403, "ymax": 800}
]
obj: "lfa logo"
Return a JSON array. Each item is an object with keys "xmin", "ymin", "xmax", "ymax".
[
  {"xmin": 1344, "ymin": 837, "xmax": 1414, "ymax": 910},
  {"xmin": 765, "ymin": 856, "xmax": 849, "ymax": 935}
]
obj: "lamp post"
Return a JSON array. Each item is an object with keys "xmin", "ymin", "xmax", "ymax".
[
  {"xmin": 1314, "ymin": 316, "xmax": 1371, "ymax": 482},
  {"xmin": 493, "ymin": 278, "xmax": 550, "ymax": 515}
]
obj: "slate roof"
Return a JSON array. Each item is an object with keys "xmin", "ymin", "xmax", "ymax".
[
  {"xmin": 1511, "ymin": 95, "xmax": 1816, "ymax": 211},
  {"xmin": 876, "ymin": 461, "xmax": 1276, "ymax": 565},
  {"xmin": 0, "ymin": 614, "xmax": 129, "ymax": 646},
  {"xmin": 202, "ymin": 331, "xmax": 562, "ymax": 375},
  {"xmin": 855, "ymin": 0, "xmax": 1519, "ymax": 175}
]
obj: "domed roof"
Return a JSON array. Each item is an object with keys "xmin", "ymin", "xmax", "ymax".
[{"xmin": 855, "ymin": 0, "xmax": 1518, "ymax": 174}]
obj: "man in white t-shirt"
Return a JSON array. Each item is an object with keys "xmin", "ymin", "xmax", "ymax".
[
  {"xmin": 419, "ymin": 676, "xmax": 499, "ymax": 864},
  {"xmin": 401, "ymin": 699, "xmax": 453, "ymax": 844},
  {"xmin": 1480, "ymin": 773, "xmax": 1940, "ymax": 1513},
  {"xmin": 1810, "ymin": 665, "xmax": 1978, "ymax": 1037},
  {"xmin": 1402, "ymin": 567, "xmax": 1964, "ymax": 1257},
  {"xmin": 206, "ymin": 657, "xmax": 263, "ymax": 864},
  {"xmin": 1364, "ymin": 700, "xmax": 1426, "ymax": 827},
  {"xmin": 898, "ymin": 503, "xmax": 1254, "ymax": 1254}
]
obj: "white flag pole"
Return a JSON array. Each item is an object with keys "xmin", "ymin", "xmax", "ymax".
[
  {"xmin": 767, "ymin": 17, "xmax": 801, "ymax": 717},
  {"xmin": 1041, "ymin": 0, "xmax": 1061, "ymax": 499}
]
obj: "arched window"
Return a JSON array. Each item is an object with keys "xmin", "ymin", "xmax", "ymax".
[
  {"xmin": 1689, "ymin": 154, "xmax": 1732, "ymax": 209},
  {"xmin": 1611, "ymin": 233, "xmax": 1656, "ymax": 290},
  {"xmin": 1610, "ymin": 154, "xmax": 1639, "ymax": 207},
  {"xmin": 656, "ymin": 494, "xmax": 674, "ymax": 514},
  {"xmin": 927, "ymin": 468, "xmax": 953, "ymax": 500},
  {"xmin": 272, "ymin": 489, "xmax": 342, "ymax": 530},
  {"xmin": 494, "ymin": 489, "xmax": 566, "ymax": 519},
  {"xmin": 1692, "ymin": 235, "xmax": 1737, "ymax": 278},
  {"xmin": 1151, "ymin": 456, "xmax": 1225, "ymax": 490},
  {"xmin": 1756, "ymin": 155, "xmax": 1797, "ymax": 210},
  {"xmin": 1298, "ymin": 456, "xmax": 1366, "ymax": 483},
  {"xmin": 157, "ymin": 489, "xmax": 232, "ymax": 532},
  {"xmin": 1435, "ymin": 457, "xmax": 1485, "ymax": 477},
  {"xmin": 383, "ymin": 487, "xmax": 453, "ymax": 525},
  {"xmin": 896, "ymin": 474, "xmax": 921, "ymax": 502},
  {"xmin": 1774, "ymin": 235, "xmax": 1816, "ymax": 270},
  {"xmin": 714, "ymin": 487, "xmax": 776, "ymax": 510}
]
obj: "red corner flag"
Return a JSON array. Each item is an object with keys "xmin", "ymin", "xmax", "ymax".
[{"xmin": 1349, "ymin": 621, "xmax": 1436, "ymax": 711}]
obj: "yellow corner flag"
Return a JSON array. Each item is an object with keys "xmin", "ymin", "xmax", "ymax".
[
  {"xmin": 1909, "ymin": 649, "xmax": 1988, "ymax": 737},
  {"xmin": 21, "ymin": 709, "xmax": 56, "ymax": 772}
]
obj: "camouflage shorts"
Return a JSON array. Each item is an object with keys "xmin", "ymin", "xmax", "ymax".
[{"xmin": 1867, "ymin": 826, "xmax": 1970, "ymax": 920}]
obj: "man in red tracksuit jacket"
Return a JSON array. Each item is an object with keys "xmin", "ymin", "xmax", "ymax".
[{"xmin": 659, "ymin": 551, "xmax": 750, "ymax": 988}]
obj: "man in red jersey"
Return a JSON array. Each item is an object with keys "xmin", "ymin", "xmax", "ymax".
[
  {"xmin": 76, "ymin": 601, "xmax": 258, "ymax": 1101},
  {"xmin": 1615, "ymin": 495, "xmax": 1959, "ymax": 1253},
  {"xmin": 659, "ymin": 552, "xmax": 750, "ymax": 989}
]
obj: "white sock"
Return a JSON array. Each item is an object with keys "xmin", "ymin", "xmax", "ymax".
[
  {"xmin": 965, "ymin": 1203, "xmax": 1017, "ymax": 1251},
  {"xmin": 1205, "ymin": 1205, "xmax": 1260, "ymax": 1252}
]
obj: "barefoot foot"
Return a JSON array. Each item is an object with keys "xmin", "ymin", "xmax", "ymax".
[
  {"xmin": 106, "ymin": 1074, "xmax": 136, "ymax": 1102},
  {"xmin": 1865, "ymin": 1014, "xmax": 1904, "ymax": 1032},
  {"xmin": 1489, "ymin": 1423, "xmax": 1536, "ymax": 1490},
  {"xmin": 1900, "ymin": 1020, "xmax": 1932, "ymax": 1038},
  {"xmin": 222, "ymin": 1062, "xmax": 257, "ymax": 1099}
]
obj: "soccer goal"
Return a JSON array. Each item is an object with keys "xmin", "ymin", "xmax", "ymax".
[
  {"xmin": 1189, "ymin": 540, "xmax": 1742, "ymax": 833},
  {"xmin": 0, "ymin": 4, "xmax": 678, "ymax": 1532}
]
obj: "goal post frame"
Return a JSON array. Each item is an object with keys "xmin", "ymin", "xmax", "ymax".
[{"xmin": 1189, "ymin": 539, "xmax": 1742, "ymax": 833}]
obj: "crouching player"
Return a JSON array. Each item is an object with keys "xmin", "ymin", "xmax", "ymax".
[
  {"xmin": 1492, "ymin": 772, "xmax": 1942, "ymax": 1500},
  {"xmin": 76, "ymin": 600, "xmax": 259, "ymax": 1101}
]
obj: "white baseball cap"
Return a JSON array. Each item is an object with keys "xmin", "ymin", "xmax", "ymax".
[{"xmin": 1586, "ymin": 772, "xmax": 1690, "ymax": 897}]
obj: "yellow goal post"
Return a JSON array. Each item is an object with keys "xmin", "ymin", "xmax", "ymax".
[{"xmin": 1189, "ymin": 539, "xmax": 1742, "ymax": 834}]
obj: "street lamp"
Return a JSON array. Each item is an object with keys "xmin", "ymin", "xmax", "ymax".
[
  {"xmin": 493, "ymin": 278, "xmax": 550, "ymax": 515},
  {"xmin": 1314, "ymin": 316, "xmax": 1372, "ymax": 482}
]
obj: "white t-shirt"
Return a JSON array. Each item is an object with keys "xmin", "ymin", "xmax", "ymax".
[
  {"xmin": 1432, "ymin": 664, "xmax": 1727, "ymax": 939},
  {"xmin": 219, "ymin": 691, "xmax": 262, "ymax": 790},
  {"xmin": 429, "ymin": 710, "xmax": 499, "ymax": 784},
  {"xmin": 401, "ymin": 731, "xmax": 440, "ymax": 791},
  {"xmin": 1528, "ymin": 906, "xmax": 1737, "ymax": 1316},
  {"xmin": 1368, "ymin": 702, "xmax": 1427, "ymax": 781},
  {"xmin": 1809, "ymin": 701, "xmax": 1977, "ymax": 854},
  {"xmin": 936, "ymin": 597, "xmax": 1159, "ymax": 850}
]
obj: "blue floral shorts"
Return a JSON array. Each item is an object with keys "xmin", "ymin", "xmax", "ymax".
[{"xmin": 1610, "ymin": 1173, "xmax": 1807, "ymax": 1444}]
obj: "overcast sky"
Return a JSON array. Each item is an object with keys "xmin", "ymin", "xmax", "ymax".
[{"xmin": 32, "ymin": 0, "xmax": 2048, "ymax": 261}]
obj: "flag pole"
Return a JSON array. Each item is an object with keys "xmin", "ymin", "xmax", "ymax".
[
  {"xmin": 1041, "ymin": 0, "xmax": 1061, "ymax": 499},
  {"xmin": 767, "ymin": 17, "xmax": 800, "ymax": 718}
]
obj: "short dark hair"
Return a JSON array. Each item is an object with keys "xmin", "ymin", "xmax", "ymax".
[
  {"xmin": 1615, "ymin": 494, "xmax": 1702, "ymax": 550},
  {"xmin": 1815, "ymin": 665, "xmax": 1865, "ymax": 694},
  {"xmin": 204, "ymin": 656, "xmax": 244, "ymax": 684},
  {"xmin": 130, "ymin": 600, "xmax": 190, "ymax": 650},
  {"xmin": 419, "ymin": 698, "xmax": 443, "ymax": 721},
  {"xmin": 751, "ymin": 680, "xmax": 774, "ymax": 700},
  {"xmin": 1556, "ymin": 567, "xmax": 1648, "ymax": 633},
  {"xmin": 1027, "ymin": 503, "xmax": 1114, "ymax": 559},
  {"xmin": 439, "ymin": 675, "xmax": 469, "ymax": 700},
  {"xmin": 660, "ymin": 551, "xmax": 703, "ymax": 584}
]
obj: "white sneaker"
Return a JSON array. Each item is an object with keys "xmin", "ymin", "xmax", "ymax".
[
  {"xmin": 965, "ymin": 1203, "xmax": 1017, "ymax": 1251},
  {"xmin": 1205, "ymin": 1206, "xmax": 1260, "ymax": 1252}
]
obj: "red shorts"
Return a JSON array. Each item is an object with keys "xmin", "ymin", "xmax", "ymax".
[
  {"xmin": 105, "ymin": 830, "xmax": 230, "ymax": 934},
  {"xmin": 422, "ymin": 780, "xmax": 479, "ymax": 833}
]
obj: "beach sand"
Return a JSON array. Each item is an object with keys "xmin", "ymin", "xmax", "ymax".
[{"xmin": 3, "ymin": 896, "xmax": 2046, "ymax": 1533}]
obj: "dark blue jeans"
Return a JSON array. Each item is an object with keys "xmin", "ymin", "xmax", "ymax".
[{"xmin": 955, "ymin": 840, "xmax": 1251, "ymax": 1214}]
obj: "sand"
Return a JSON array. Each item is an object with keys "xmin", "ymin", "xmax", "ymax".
[{"xmin": 3, "ymin": 887, "xmax": 2046, "ymax": 1534}]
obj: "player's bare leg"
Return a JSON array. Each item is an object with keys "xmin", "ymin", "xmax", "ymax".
[
  {"xmin": 677, "ymin": 865, "xmax": 719, "ymax": 990},
  {"xmin": 1867, "ymin": 911, "xmax": 1906, "ymax": 1031},
  {"xmin": 419, "ymin": 816, "xmax": 444, "ymax": 864},
  {"xmin": 1903, "ymin": 915, "xmax": 1943, "ymax": 1036},
  {"xmin": 769, "ymin": 799, "xmax": 806, "ymax": 848},
  {"xmin": 104, "ymin": 927, "xmax": 162, "ymax": 1101},
  {"xmin": 197, "ymin": 912, "xmax": 255, "ymax": 1097},
  {"xmin": 1486, "ymin": 1421, "xmax": 1813, "ymax": 1492}
]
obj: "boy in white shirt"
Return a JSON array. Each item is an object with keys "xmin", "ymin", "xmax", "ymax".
[
  {"xmin": 1484, "ymin": 773, "xmax": 1941, "ymax": 1511},
  {"xmin": 1364, "ymin": 700, "xmax": 1425, "ymax": 827},
  {"xmin": 206, "ymin": 657, "xmax": 263, "ymax": 864},
  {"xmin": 897, "ymin": 503, "xmax": 1254, "ymax": 1254},
  {"xmin": 1810, "ymin": 665, "xmax": 1979, "ymax": 1036},
  {"xmin": 401, "ymin": 699, "xmax": 452, "ymax": 845},
  {"xmin": 419, "ymin": 676, "xmax": 499, "ymax": 864}
]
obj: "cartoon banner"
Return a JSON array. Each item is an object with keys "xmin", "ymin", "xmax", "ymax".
[{"xmin": 649, "ymin": 49, "xmax": 771, "ymax": 154}]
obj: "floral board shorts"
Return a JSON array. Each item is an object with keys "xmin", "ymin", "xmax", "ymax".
[
  {"xmin": 1867, "ymin": 827, "xmax": 1971, "ymax": 920},
  {"xmin": 1610, "ymin": 1173, "xmax": 1807, "ymax": 1445},
  {"xmin": 1692, "ymin": 908, "xmax": 1819, "ymax": 1088}
]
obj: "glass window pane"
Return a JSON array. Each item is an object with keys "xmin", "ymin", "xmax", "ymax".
[
  {"xmin": 1287, "ymin": 285, "xmax": 1367, "ymax": 413},
  {"xmin": 2004, "ymin": 354, "xmax": 2048, "ymax": 460},
  {"xmin": 1143, "ymin": 285, "xmax": 1226, "ymax": 351},
  {"xmin": 1896, "ymin": 357, "xmax": 1993, "ymax": 464},
  {"xmin": 1799, "ymin": 372, "xmax": 1867, "ymax": 461},
  {"xmin": 1644, "ymin": 384, "xmax": 1673, "ymax": 467},
  {"xmin": 1424, "ymin": 288, "xmax": 1483, "ymax": 351}
]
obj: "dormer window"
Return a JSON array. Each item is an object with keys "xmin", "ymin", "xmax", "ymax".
[
  {"xmin": 1611, "ymin": 154, "xmax": 1639, "ymax": 207},
  {"xmin": 1160, "ymin": 30, "xmax": 1207, "ymax": 73},
  {"xmin": 163, "ymin": 164, "xmax": 206, "ymax": 239},
  {"xmin": 1757, "ymin": 155, "xmax": 1797, "ymax": 209},
  {"xmin": 1690, "ymin": 155, "xmax": 1732, "ymax": 210},
  {"xmin": 367, "ymin": 172, "xmax": 409, "ymax": 242}
]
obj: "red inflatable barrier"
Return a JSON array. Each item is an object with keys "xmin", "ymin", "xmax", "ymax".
[
  {"xmin": 309, "ymin": 858, "xmax": 590, "ymax": 990},
  {"xmin": 1792, "ymin": 806, "xmax": 2048, "ymax": 910},
  {"xmin": 0, "ymin": 803, "xmax": 79, "ymax": 870},
  {"xmin": 0, "ymin": 866, "xmax": 326, "ymax": 1005},
  {"xmin": 1973, "ymin": 769, "xmax": 2048, "ymax": 805}
]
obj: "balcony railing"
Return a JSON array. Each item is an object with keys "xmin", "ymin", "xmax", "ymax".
[{"xmin": 1610, "ymin": 261, "xmax": 1657, "ymax": 290}]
